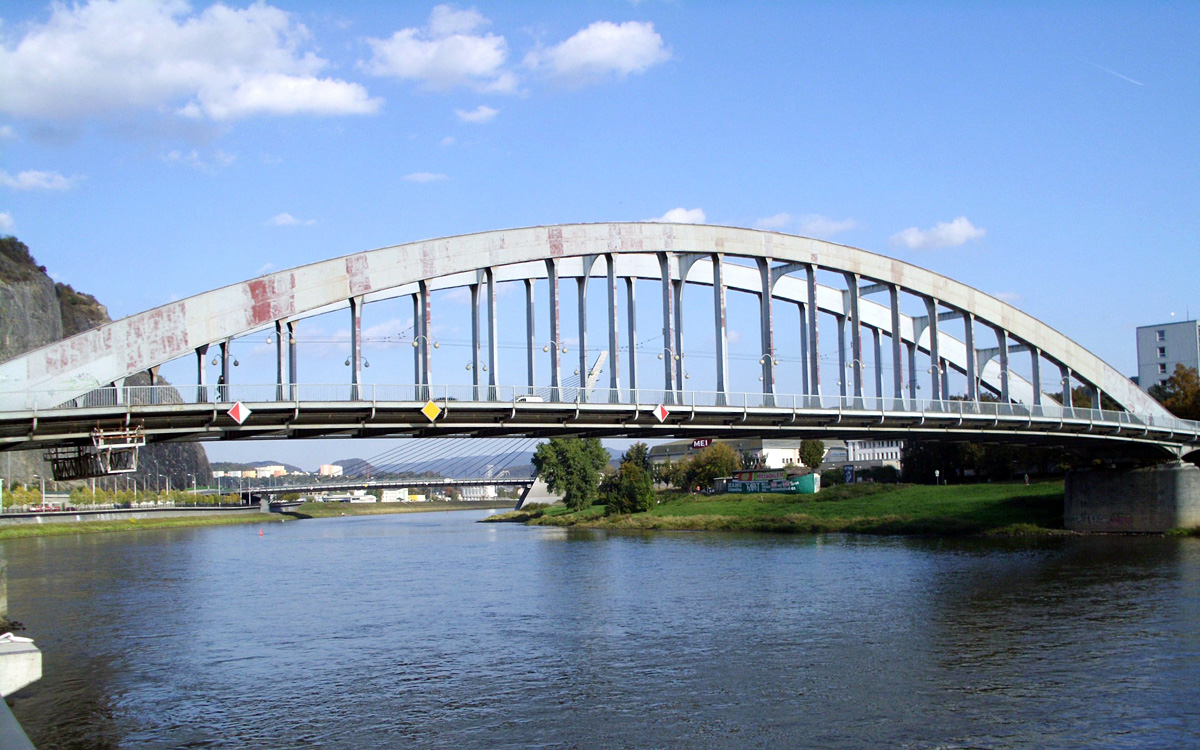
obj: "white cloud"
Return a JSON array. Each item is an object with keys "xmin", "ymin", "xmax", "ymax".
[
  {"xmin": 889, "ymin": 216, "xmax": 986, "ymax": 250},
  {"xmin": 0, "ymin": 212, "xmax": 13, "ymax": 231},
  {"xmin": 653, "ymin": 207, "xmax": 706, "ymax": 224},
  {"xmin": 0, "ymin": 0, "xmax": 381, "ymax": 121},
  {"xmin": 0, "ymin": 126, "xmax": 15, "ymax": 140},
  {"xmin": 267, "ymin": 212, "xmax": 315, "ymax": 227},
  {"xmin": 162, "ymin": 149, "xmax": 235, "ymax": 172},
  {"xmin": 440, "ymin": 136, "xmax": 456, "ymax": 146},
  {"xmin": 362, "ymin": 5, "xmax": 516, "ymax": 93},
  {"xmin": 404, "ymin": 172, "xmax": 449, "ymax": 183},
  {"xmin": 798, "ymin": 214, "xmax": 857, "ymax": 237},
  {"xmin": 756, "ymin": 212, "xmax": 792, "ymax": 229},
  {"xmin": 525, "ymin": 21, "xmax": 670, "ymax": 83},
  {"xmin": 455, "ymin": 104, "xmax": 498, "ymax": 123},
  {"xmin": 0, "ymin": 169, "xmax": 79, "ymax": 191},
  {"xmin": 428, "ymin": 5, "xmax": 488, "ymax": 36}
]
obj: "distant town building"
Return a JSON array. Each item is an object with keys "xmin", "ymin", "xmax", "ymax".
[
  {"xmin": 648, "ymin": 438, "xmax": 841, "ymax": 470},
  {"xmin": 380, "ymin": 488, "xmax": 408, "ymax": 503},
  {"xmin": 257, "ymin": 465, "xmax": 286, "ymax": 477},
  {"xmin": 1136, "ymin": 319, "xmax": 1200, "ymax": 391},
  {"xmin": 319, "ymin": 464, "xmax": 344, "ymax": 477},
  {"xmin": 460, "ymin": 485, "xmax": 498, "ymax": 500},
  {"xmin": 845, "ymin": 439, "xmax": 904, "ymax": 469}
]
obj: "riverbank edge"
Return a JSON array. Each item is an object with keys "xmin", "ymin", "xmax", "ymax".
[
  {"xmin": 0, "ymin": 513, "xmax": 285, "ymax": 540},
  {"xmin": 481, "ymin": 481, "xmax": 1183, "ymax": 537},
  {"xmin": 0, "ymin": 500, "xmax": 516, "ymax": 539}
]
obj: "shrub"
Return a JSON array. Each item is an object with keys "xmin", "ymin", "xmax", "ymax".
[{"xmin": 602, "ymin": 461, "xmax": 656, "ymax": 515}]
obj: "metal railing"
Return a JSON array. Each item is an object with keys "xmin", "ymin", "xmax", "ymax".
[{"xmin": 10, "ymin": 382, "xmax": 1200, "ymax": 440}]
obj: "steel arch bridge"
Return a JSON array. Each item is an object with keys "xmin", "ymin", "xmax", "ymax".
[{"xmin": 1, "ymin": 223, "xmax": 1197, "ymax": 463}]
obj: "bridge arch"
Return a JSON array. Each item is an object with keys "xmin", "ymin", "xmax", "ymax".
[{"xmin": 0, "ymin": 223, "xmax": 1177, "ymax": 428}]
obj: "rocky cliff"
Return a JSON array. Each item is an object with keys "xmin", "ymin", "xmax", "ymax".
[{"xmin": 0, "ymin": 236, "xmax": 211, "ymax": 488}]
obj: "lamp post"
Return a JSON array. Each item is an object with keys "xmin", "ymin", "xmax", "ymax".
[
  {"xmin": 757, "ymin": 352, "xmax": 777, "ymax": 381},
  {"xmin": 33, "ymin": 473, "xmax": 45, "ymax": 507}
]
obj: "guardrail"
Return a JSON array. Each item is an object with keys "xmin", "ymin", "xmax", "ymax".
[{"xmin": 9, "ymin": 382, "xmax": 1200, "ymax": 440}]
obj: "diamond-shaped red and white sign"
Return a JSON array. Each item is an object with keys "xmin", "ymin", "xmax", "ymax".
[
  {"xmin": 227, "ymin": 401, "xmax": 252, "ymax": 424},
  {"xmin": 653, "ymin": 403, "xmax": 670, "ymax": 423}
]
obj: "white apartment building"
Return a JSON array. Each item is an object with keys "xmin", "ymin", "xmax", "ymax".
[
  {"xmin": 319, "ymin": 464, "xmax": 344, "ymax": 477},
  {"xmin": 1136, "ymin": 319, "xmax": 1200, "ymax": 391},
  {"xmin": 845, "ymin": 439, "xmax": 904, "ymax": 468}
]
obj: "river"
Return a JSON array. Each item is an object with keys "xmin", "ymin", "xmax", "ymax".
[{"xmin": 5, "ymin": 512, "xmax": 1200, "ymax": 749}]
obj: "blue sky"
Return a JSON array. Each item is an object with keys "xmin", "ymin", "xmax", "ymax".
[{"xmin": 2, "ymin": 1, "xmax": 1198, "ymax": 468}]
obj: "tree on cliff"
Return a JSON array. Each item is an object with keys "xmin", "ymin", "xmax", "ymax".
[{"xmin": 531, "ymin": 438, "xmax": 610, "ymax": 510}]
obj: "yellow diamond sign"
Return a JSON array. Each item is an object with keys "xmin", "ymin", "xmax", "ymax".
[{"xmin": 421, "ymin": 400, "xmax": 442, "ymax": 422}]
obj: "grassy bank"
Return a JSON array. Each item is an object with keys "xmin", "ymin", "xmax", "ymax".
[
  {"xmin": 485, "ymin": 481, "xmax": 1068, "ymax": 536},
  {"xmin": 289, "ymin": 499, "xmax": 515, "ymax": 519},
  {"xmin": 0, "ymin": 512, "xmax": 284, "ymax": 540}
]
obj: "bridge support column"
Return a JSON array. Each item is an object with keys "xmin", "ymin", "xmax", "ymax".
[
  {"xmin": 658, "ymin": 253, "xmax": 676, "ymax": 402},
  {"xmin": 147, "ymin": 365, "xmax": 159, "ymax": 405},
  {"xmin": 963, "ymin": 312, "xmax": 977, "ymax": 401},
  {"xmin": 844, "ymin": 273, "xmax": 863, "ymax": 406},
  {"xmin": 756, "ymin": 257, "xmax": 775, "ymax": 404},
  {"xmin": 470, "ymin": 282, "xmax": 482, "ymax": 399},
  {"xmin": 626, "ymin": 278, "xmax": 638, "ymax": 402},
  {"xmin": 1066, "ymin": 461, "xmax": 1200, "ymax": 532},
  {"xmin": 578, "ymin": 256, "xmax": 598, "ymax": 403},
  {"xmin": 524, "ymin": 279, "xmax": 535, "ymax": 393},
  {"xmin": 906, "ymin": 342, "xmax": 918, "ymax": 404},
  {"xmin": 992, "ymin": 325, "xmax": 1010, "ymax": 403},
  {"xmin": 806, "ymin": 264, "xmax": 820, "ymax": 403},
  {"xmin": 796, "ymin": 302, "xmax": 808, "ymax": 400},
  {"xmin": 872, "ymin": 326, "xmax": 883, "ymax": 407},
  {"xmin": 606, "ymin": 254, "xmax": 620, "ymax": 401},
  {"xmin": 546, "ymin": 259, "xmax": 561, "ymax": 402},
  {"xmin": 836, "ymin": 314, "xmax": 846, "ymax": 399},
  {"xmin": 417, "ymin": 281, "xmax": 433, "ymax": 400},
  {"xmin": 925, "ymin": 298, "xmax": 942, "ymax": 402},
  {"xmin": 1030, "ymin": 346, "xmax": 1042, "ymax": 406},
  {"xmin": 890, "ymin": 284, "xmax": 903, "ymax": 405},
  {"xmin": 1060, "ymin": 364, "xmax": 1073, "ymax": 410},
  {"xmin": 713, "ymin": 255, "xmax": 729, "ymax": 405},
  {"xmin": 287, "ymin": 320, "xmax": 298, "ymax": 400},
  {"xmin": 486, "ymin": 267, "xmax": 499, "ymax": 401},
  {"xmin": 349, "ymin": 295, "xmax": 363, "ymax": 401},
  {"xmin": 195, "ymin": 345, "xmax": 208, "ymax": 403},
  {"xmin": 275, "ymin": 319, "xmax": 287, "ymax": 401}
]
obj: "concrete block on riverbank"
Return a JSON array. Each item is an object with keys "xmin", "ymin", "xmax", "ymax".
[
  {"xmin": 516, "ymin": 479, "xmax": 563, "ymax": 510},
  {"xmin": 1065, "ymin": 461, "xmax": 1200, "ymax": 533},
  {"xmin": 0, "ymin": 639, "xmax": 41, "ymax": 697}
]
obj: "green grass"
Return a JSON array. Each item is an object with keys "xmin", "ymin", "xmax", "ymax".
[
  {"xmin": 486, "ymin": 481, "xmax": 1068, "ymax": 536},
  {"xmin": 0, "ymin": 513, "xmax": 284, "ymax": 540}
]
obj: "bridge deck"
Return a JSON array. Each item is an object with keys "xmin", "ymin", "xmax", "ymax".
[{"xmin": 2, "ymin": 384, "xmax": 1196, "ymax": 457}]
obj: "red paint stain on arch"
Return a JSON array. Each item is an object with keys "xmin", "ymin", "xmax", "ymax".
[
  {"xmin": 248, "ymin": 274, "xmax": 296, "ymax": 327},
  {"xmin": 346, "ymin": 255, "xmax": 372, "ymax": 296}
]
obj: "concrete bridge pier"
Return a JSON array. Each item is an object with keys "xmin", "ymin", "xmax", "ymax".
[{"xmin": 1065, "ymin": 461, "xmax": 1200, "ymax": 533}]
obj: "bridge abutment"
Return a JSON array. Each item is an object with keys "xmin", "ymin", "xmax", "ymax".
[
  {"xmin": 516, "ymin": 479, "xmax": 564, "ymax": 509},
  {"xmin": 1065, "ymin": 461, "xmax": 1200, "ymax": 533}
]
